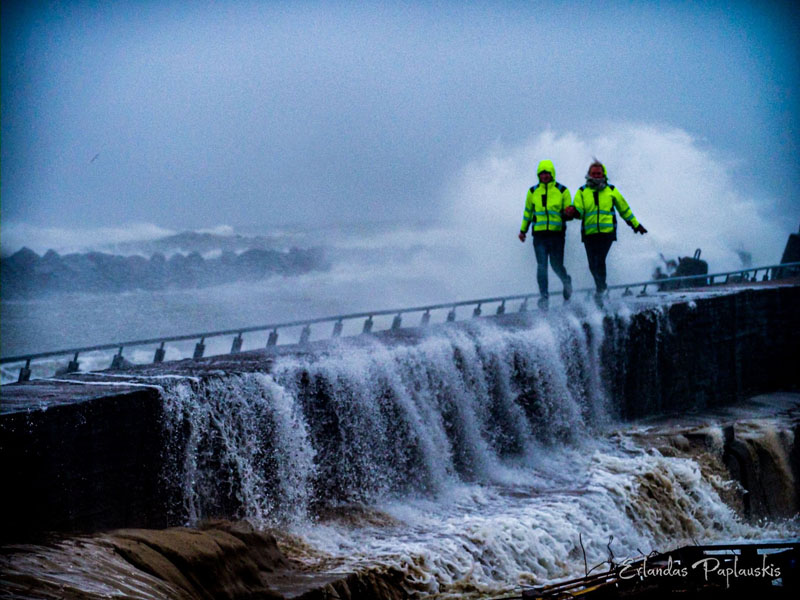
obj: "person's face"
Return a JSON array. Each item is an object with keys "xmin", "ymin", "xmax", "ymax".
[
  {"xmin": 589, "ymin": 166, "xmax": 604, "ymax": 179},
  {"xmin": 538, "ymin": 171, "xmax": 553, "ymax": 184}
]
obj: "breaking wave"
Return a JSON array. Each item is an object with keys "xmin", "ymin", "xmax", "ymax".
[{"xmin": 153, "ymin": 311, "xmax": 796, "ymax": 595}]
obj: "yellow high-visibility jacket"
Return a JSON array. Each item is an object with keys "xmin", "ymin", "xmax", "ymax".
[
  {"xmin": 520, "ymin": 160, "xmax": 572, "ymax": 235},
  {"xmin": 573, "ymin": 164, "xmax": 640, "ymax": 241}
]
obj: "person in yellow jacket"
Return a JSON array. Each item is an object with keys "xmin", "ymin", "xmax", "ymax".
[
  {"xmin": 566, "ymin": 161, "xmax": 647, "ymax": 301},
  {"xmin": 518, "ymin": 159, "xmax": 573, "ymax": 309}
]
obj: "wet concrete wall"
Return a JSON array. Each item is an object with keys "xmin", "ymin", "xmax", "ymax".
[
  {"xmin": 1, "ymin": 386, "xmax": 170, "ymax": 542},
  {"xmin": 1, "ymin": 285, "xmax": 798, "ymax": 542},
  {"xmin": 616, "ymin": 285, "xmax": 800, "ymax": 419}
]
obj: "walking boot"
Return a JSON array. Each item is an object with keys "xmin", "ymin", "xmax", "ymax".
[
  {"xmin": 562, "ymin": 276, "xmax": 573, "ymax": 301},
  {"xmin": 537, "ymin": 295, "xmax": 549, "ymax": 311},
  {"xmin": 594, "ymin": 291, "xmax": 604, "ymax": 308}
]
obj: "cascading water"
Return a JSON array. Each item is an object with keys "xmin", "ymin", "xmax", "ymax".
[
  {"xmin": 161, "ymin": 373, "xmax": 318, "ymax": 526},
  {"xmin": 154, "ymin": 305, "xmax": 797, "ymax": 596},
  {"xmin": 160, "ymin": 308, "xmax": 611, "ymax": 523}
]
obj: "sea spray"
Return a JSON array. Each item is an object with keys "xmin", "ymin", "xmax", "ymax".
[
  {"xmin": 161, "ymin": 373, "xmax": 316, "ymax": 526},
  {"xmin": 152, "ymin": 308, "xmax": 798, "ymax": 597},
  {"xmin": 158, "ymin": 309, "xmax": 622, "ymax": 526},
  {"xmin": 293, "ymin": 436, "xmax": 796, "ymax": 597}
]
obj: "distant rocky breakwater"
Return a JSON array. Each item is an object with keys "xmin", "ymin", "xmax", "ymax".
[{"xmin": 0, "ymin": 244, "xmax": 329, "ymax": 298}]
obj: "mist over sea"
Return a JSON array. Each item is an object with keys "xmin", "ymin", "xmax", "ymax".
[{"xmin": 1, "ymin": 126, "xmax": 788, "ymax": 365}]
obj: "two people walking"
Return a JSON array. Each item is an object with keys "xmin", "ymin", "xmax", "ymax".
[{"xmin": 518, "ymin": 159, "xmax": 647, "ymax": 307}]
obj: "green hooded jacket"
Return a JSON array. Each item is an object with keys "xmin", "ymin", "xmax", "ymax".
[
  {"xmin": 573, "ymin": 163, "xmax": 640, "ymax": 240},
  {"xmin": 519, "ymin": 159, "xmax": 573, "ymax": 235}
]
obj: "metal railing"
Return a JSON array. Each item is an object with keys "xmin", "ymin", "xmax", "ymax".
[{"xmin": 2, "ymin": 261, "xmax": 798, "ymax": 383}]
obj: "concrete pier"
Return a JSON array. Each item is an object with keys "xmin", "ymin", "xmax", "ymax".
[{"xmin": 1, "ymin": 284, "xmax": 799, "ymax": 543}]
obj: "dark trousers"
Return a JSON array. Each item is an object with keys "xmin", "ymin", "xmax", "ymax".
[
  {"xmin": 533, "ymin": 233, "xmax": 570, "ymax": 298},
  {"xmin": 583, "ymin": 234, "xmax": 615, "ymax": 293}
]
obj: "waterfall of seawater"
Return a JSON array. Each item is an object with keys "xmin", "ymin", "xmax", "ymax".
[
  {"xmin": 152, "ymin": 307, "xmax": 796, "ymax": 596},
  {"xmin": 160, "ymin": 310, "xmax": 612, "ymax": 523}
]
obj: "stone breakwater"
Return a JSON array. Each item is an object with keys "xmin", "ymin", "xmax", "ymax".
[
  {"xmin": 2, "ymin": 285, "xmax": 799, "ymax": 543},
  {"xmin": 0, "ymin": 244, "xmax": 328, "ymax": 299}
]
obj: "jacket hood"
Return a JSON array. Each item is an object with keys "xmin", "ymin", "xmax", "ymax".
[{"xmin": 537, "ymin": 159, "xmax": 556, "ymax": 180}]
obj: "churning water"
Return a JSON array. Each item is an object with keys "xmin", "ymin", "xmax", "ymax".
[{"xmin": 149, "ymin": 308, "xmax": 795, "ymax": 597}]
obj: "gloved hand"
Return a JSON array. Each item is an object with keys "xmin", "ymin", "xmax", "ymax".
[
  {"xmin": 634, "ymin": 224, "xmax": 647, "ymax": 235},
  {"xmin": 563, "ymin": 206, "xmax": 579, "ymax": 220},
  {"xmin": 518, "ymin": 231, "xmax": 527, "ymax": 242}
]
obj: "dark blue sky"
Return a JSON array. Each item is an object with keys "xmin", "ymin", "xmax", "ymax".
[{"xmin": 2, "ymin": 0, "xmax": 798, "ymax": 236}]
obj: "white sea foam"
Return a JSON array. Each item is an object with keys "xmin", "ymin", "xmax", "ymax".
[{"xmin": 153, "ymin": 315, "xmax": 798, "ymax": 596}]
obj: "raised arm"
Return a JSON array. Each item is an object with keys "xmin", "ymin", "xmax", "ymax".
[{"xmin": 612, "ymin": 189, "xmax": 646, "ymax": 233}]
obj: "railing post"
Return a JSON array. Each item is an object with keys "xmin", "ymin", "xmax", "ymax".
[
  {"xmin": 446, "ymin": 307, "xmax": 456, "ymax": 322},
  {"xmin": 622, "ymin": 287, "xmax": 633, "ymax": 297},
  {"xmin": 67, "ymin": 352, "xmax": 80, "ymax": 373},
  {"xmin": 638, "ymin": 284, "xmax": 648, "ymax": 297},
  {"xmin": 420, "ymin": 310, "xmax": 431, "ymax": 326},
  {"xmin": 519, "ymin": 298, "xmax": 529, "ymax": 312},
  {"xmin": 231, "ymin": 333, "xmax": 243, "ymax": 354},
  {"xmin": 391, "ymin": 313, "xmax": 402, "ymax": 330},
  {"xmin": 18, "ymin": 358, "xmax": 32, "ymax": 382},
  {"xmin": 267, "ymin": 329, "xmax": 279, "ymax": 346},
  {"xmin": 496, "ymin": 300, "xmax": 506, "ymax": 315},
  {"xmin": 299, "ymin": 325, "xmax": 311, "ymax": 344},
  {"xmin": 363, "ymin": 316, "xmax": 374, "ymax": 333},
  {"xmin": 154, "ymin": 342, "xmax": 166, "ymax": 363},
  {"xmin": 193, "ymin": 338, "xmax": 206, "ymax": 359},
  {"xmin": 110, "ymin": 346, "xmax": 126, "ymax": 369},
  {"xmin": 332, "ymin": 320, "xmax": 344, "ymax": 337},
  {"xmin": 472, "ymin": 304, "xmax": 482, "ymax": 318}
]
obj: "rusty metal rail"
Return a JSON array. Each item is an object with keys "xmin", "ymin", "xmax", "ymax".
[{"xmin": 2, "ymin": 261, "xmax": 799, "ymax": 383}]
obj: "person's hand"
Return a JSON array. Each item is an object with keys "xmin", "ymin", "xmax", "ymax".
[
  {"xmin": 518, "ymin": 231, "xmax": 526, "ymax": 242},
  {"xmin": 563, "ymin": 206, "xmax": 579, "ymax": 220},
  {"xmin": 635, "ymin": 224, "xmax": 647, "ymax": 235}
]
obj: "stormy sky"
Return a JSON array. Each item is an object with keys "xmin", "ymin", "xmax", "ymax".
[{"xmin": 2, "ymin": 0, "xmax": 798, "ymax": 245}]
